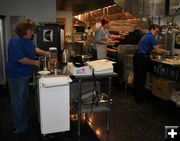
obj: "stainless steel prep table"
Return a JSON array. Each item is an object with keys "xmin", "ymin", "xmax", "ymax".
[{"xmin": 69, "ymin": 72, "xmax": 118, "ymax": 141}]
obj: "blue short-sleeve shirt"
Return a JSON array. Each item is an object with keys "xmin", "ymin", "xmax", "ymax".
[
  {"xmin": 137, "ymin": 32, "xmax": 157, "ymax": 54},
  {"xmin": 6, "ymin": 36, "xmax": 36, "ymax": 79}
]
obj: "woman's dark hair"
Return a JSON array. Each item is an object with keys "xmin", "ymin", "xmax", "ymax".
[
  {"xmin": 148, "ymin": 24, "xmax": 161, "ymax": 31},
  {"xmin": 15, "ymin": 18, "xmax": 37, "ymax": 37},
  {"xmin": 101, "ymin": 18, "xmax": 109, "ymax": 26}
]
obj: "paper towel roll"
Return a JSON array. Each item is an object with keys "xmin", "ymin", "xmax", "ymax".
[{"xmin": 39, "ymin": 76, "xmax": 70, "ymax": 88}]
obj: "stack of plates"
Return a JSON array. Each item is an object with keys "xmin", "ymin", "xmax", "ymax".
[{"xmin": 38, "ymin": 70, "xmax": 51, "ymax": 75}]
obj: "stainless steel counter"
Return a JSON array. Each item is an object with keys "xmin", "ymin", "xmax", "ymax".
[{"xmin": 149, "ymin": 58, "xmax": 180, "ymax": 82}]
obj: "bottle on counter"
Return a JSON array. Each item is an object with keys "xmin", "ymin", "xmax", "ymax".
[
  {"xmin": 54, "ymin": 60, "xmax": 58, "ymax": 75},
  {"xmin": 43, "ymin": 57, "xmax": 48, "ymax": 71},
  {"xmin": 62, "ymin": 49, "xmax": 69, "ymax": 64}
]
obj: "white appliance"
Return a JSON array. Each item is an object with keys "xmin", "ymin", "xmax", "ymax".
[
  {"xmin": 86, "ymin": 59, "xmax": 115, "ymax": 73},
  {"xmin": 38, "ymin": 76, "xmax": 71, "ymax": 135},
  {"xmin": 67, "ymin": 62, "xmax": 92, "ymax": 76},
  {"xmin": 165, "ymin": 30, "xmax": 180, "ymax": 55},
  {"xmin": 67, "ymin": 59, "xmax": 115, "ymax": 76}
]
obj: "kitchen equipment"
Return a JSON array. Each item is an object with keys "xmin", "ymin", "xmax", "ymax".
[
  {"xmin": 43, "ymin": 57, "xmax": 48, "ymax": 71},
  {"xmin": 49, "ymin": 47, "xmax": 58, "ymax": 72},
  {"xmin": 62, "ymin": 49, "xmax": 69, "ymax": 64},
  {"xmin": 39, "ymin": 57, "xmax": 49, "ymax": 71},
  {"xmin": 36, "ymin": 23, "xmax": 64, "ymax": 62},
  {"xmin": 165, "ymin": 30, "xmax": 180, "ymax": 55},
  {"xmin": 68, "ymin": 59, "xmax": 114, "ymax": 76},
  {"xmin": 38, "ymin": 76, "xmax": 71, "ymax": 135},
  {"xmin": 72, "ymin": 55, "xmax": 85, "ymax": 67},
  {"xmin": 49, "ymin": 47, "xmax": 58, "ymax": 59}
]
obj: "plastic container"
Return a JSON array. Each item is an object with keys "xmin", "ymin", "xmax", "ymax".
[{"xmin": 49, "ymin": 47, "xmax": 58, "ymax": 72}]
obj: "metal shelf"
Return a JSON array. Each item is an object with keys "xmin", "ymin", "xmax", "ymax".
[
  {"xmin": 81, "ymin": 104, "xmax": 110, "ymax": 113},
  {"xmin": 70, "ymin": 73, "xmax": 117, "ymax": 141}
]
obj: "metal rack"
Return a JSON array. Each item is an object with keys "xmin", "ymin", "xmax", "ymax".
[
  {"xmin": 116, "ymin": 45, "xmax": 138, "ymax": 94},
  {"xmin": 70, "ymin": 73, "xmax": 117, "ymax": 141},
  {"xmin": 117, "ymin": 53, "xmax": 134, "ymax": 94}
]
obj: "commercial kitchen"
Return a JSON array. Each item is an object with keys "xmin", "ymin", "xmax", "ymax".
[{"xmin": 0, "ymin": 0, "xmax": 180, "ymax": 141}]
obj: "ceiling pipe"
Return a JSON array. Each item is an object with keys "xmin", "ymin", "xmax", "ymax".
[{"xmin": 142, "ymin": 0, "xmax": 145, "ymax": 18}]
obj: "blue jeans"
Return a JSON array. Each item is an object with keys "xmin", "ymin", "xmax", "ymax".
[{"xmin": 7, "ymin": 77, "xmax": 30, "ymax": 132}]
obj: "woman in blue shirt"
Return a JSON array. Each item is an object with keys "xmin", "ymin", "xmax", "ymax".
[
  {"xmin": 133, "ymin": 24, "xmax": 166, "ymax": 104},
  {"xmin": 6, "ymin": 18, "xmax": 49, "ymax": 133}
]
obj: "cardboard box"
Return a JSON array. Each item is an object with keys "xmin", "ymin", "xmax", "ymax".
[{"xmin": 151, "ymin": 76, "xmax": 177, "ymax": 100}]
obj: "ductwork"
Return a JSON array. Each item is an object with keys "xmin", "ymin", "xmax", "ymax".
[{"xmin": 114, "ymin": 0, "xmax": 166, "ymax": 17}]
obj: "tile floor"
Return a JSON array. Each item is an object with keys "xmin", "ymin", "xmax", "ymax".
[{"xmin": 0, "ymin": 78, "xmax": 180, "ymax": 141}]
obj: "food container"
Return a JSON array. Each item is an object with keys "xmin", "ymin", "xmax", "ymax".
[
  {"xmin": 49, "ymin": 47, "xmax": 58, "ymax": 72},
  {"xmin": 49, "ymin": 47, "xmax": 58, "ymax": 60}
]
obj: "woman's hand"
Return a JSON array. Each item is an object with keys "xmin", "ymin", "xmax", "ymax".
[
  {"xmin": 34, "ymin": 60, "xmax": 40, "ymax": 67},
  {"xmin": 18, "ymin": 58, "xmax": 40, "ymax": 67},
  {"xmin": 153, "ymin": 45, "xmax": 167, "ymax": 55},
  {"xmin": 43, "ymin": 51, "xmax": 50, "ymax": 57},
  {"xmin": 35, "ymin": 48, "xmax": 50, "ymax": 57},
  {"xmin": 160, "ymin": 48, "xmax": 167, "ymax": 55}
]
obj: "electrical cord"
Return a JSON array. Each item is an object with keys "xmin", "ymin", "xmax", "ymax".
[
  {"xmin": 83, "ymin": 62, "xmax": 111, "ymax": 126},
  {"xmin": 85, "ymin": 63, "xmax": 100, "ymax": 113}
]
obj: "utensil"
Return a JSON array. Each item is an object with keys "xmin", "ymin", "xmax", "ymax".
[{"xmin": 43, "ymin": 57, "xmax": 48, "ymax": 71}]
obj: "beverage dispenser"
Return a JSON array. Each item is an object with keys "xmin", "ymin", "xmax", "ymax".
[
  {"xmin": 49, "ymin": 47, "xmax": 58, "ymax": 73},
  {"xmin": 36, "ymin": 23, "xmax": 64, "ymax": 62}
]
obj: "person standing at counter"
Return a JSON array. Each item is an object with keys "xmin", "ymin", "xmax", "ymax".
[
  {"xmin": 133, "ymin": 24, "xmax": 166, "ymax": 104},
  {"xmin": 6, "ymin": 18, "xmax": 49, "ymax": 134},
  {"xmin": 92, "ymin": 18, "xmax": 110, "ymax": 59}
]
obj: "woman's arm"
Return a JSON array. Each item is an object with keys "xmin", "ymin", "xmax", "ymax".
[
  {"xmin": 96, "ymin": 40, "xmax": 108, "ymax": 45},
  {"xmin": 35, "ymin": 48, "xmax": 50, "ymax": 57},
  {"xmin": 153, "ymin": 44, "xmax": 166, "ymax": 54},
  {"xmin": 18, "ymin": 58, "xmax": 39, "ymax": 66}
]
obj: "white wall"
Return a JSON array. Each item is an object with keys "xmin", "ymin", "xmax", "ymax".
[
  {"xmin": 0, "ymin": 0, "xmax": 56, "ymax": 23},
  {"xmin": 0, "ymin": 0, "xmax": 57, "ymax": 84},
  {"xmin": 0, "ymin": 0, "xmax": 56, "ymax": 50}
]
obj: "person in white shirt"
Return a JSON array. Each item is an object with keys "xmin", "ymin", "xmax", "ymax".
[{"xmin": 92, "ymin": 18, "xmax": 110, "ymax": 59}]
